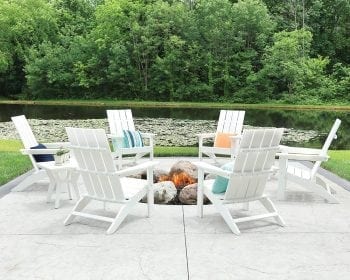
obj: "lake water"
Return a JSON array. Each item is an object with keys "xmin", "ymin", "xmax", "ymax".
[{"xmin": 0, "ymin": 104, "xmax": 349, "ymax": 149}]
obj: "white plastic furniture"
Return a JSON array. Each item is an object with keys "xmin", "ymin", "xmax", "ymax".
[
  {"xmin": 37, "ymin": 161, "xmax": 80, "ymax": 209},
  {"xmin": 197, "ymin": 110, "xmax": 245, "ymax": 161},
  {"xmin": 277, "ymin": 119, "xmax": 341, "ymax": 203},
  {"xmin": 195, "ymin": 128, "xmax": 285, "ymax": 235},
  {"xmin": 107, "ymin": 109, "xmax": 155, "ymax": 169},
  {"xmin": 11, "ymin": 115, "xmax": 69, "ymax": 192},
  {"xmin": 65, "ymin": 127, "xmax": 157, "ymax": 234}
]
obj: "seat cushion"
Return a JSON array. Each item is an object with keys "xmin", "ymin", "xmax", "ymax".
[
  {"xmin": 30, "ymin": 144, "xmax": 54, "ymax": 162},
  {"xmin": 212, "ymin": 161, "xmax": 235, "ymax": 193},
  {"xmin": 214, "ymin": 132, "xmax": 236, "ymax": 148},
  {"xmin": 123, "ymin": 130, "xmax": 144, "ymax": 148}
]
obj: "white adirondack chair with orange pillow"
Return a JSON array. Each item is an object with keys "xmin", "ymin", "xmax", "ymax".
[{"xmin": 197, "ymin": 110, "xmax": 245, "ymax": 161}]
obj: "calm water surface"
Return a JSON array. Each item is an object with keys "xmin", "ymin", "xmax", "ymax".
[{"xmin": 0, "ymin": 104, "xmax": 349, "ymax": 149}]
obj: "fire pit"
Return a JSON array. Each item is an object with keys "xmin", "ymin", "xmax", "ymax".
[{"xmin": 140, "ymin": 160, "xmax": 209, "ymax": 205}]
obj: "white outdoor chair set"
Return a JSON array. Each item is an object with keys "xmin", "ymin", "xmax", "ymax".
[{"xmin": 11, "ymin": 111, "xmax": 342, "ymax": 235}]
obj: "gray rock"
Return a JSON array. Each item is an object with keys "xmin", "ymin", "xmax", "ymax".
[
  {"xmin": 178, "ymin": 183, "xmax": 209, "ymax": 205},
  {"xmin": 141, "ymin": 169, "xmax": 169, "ymax": 183},
  {"xmin": 168, "ymin": 160, "xmax": 198, "ymax": 189},
  {"xmin": 141, "ymin": 181, "xmax": 177, "ymax": 204}
]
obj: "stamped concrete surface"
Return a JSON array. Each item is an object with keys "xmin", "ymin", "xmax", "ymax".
[{"xmin": 0, "ymin": 157, "xmax": 350, "ymax": 280}]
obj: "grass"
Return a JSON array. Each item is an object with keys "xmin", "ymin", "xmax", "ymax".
[
  {"xmin": 322, "ymin": 150, "xmax": 350, "ymax": 181},
  {"xmin": 0, "ymin": 140, "xmax": 31, "ymax": 186},
  {"xmin": 0, "ymin": 140, "xmax": 349, "ymax": 186},
  {"xmin": 154, "ymin": 146, "xmax": 198, "ymax": 156},
  {"xmin": 1, "ymin": 99, "xmax": 350, "ymax": 111}
]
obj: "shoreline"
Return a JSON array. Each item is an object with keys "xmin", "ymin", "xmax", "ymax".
[{"xmin": 1, "ymin": 99, "xmax": 350, "ymax": 111}]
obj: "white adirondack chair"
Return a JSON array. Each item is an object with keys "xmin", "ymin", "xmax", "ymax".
[
  {"xmin": 65, "ymin": 127, "xmax": 157, "ymax": 234},
  {"xmin": 278, "ymin": 119, "xmax": 341, "ymax": 203},
  {"xmin": 197, "ymin": 110, "xmax": 245, "ymax": 161},
  {"xmin": 107, "ymin": 109, "xmax": 155, "ymax": 169},
  {"xmin": 195, "ymin": 128, "xmax": 285, "ymax": 235},
  {"xmin": 11, "ymin": 115, "xmax": 68, "ymax": 192}
]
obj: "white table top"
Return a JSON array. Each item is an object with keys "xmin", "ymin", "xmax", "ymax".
[{"xmin": 37, "ymin": 160, "xmax": 77, "ymax": 170}]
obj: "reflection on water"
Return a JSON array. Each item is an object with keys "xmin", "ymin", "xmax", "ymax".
[{"xmin": 0, "ymin": 104, "xmax": 349, "ymax": 149}]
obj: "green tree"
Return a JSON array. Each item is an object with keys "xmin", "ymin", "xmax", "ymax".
[
  {"xmin": 0, "ymin": 0, "xmax": 57, "ymax": 97},
  {"xmin": 258, "ymin": 29, "xmax": 333, "ymax": 102}
]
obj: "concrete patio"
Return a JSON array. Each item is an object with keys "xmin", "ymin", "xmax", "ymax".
[{"xmin": 0, "ymin": 157, "xmax": 350, "ymax": 280}]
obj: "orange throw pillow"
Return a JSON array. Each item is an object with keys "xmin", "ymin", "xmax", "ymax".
[{"xmin": 214, "ymin": 132, "xmax": 236, "ymax": 148}]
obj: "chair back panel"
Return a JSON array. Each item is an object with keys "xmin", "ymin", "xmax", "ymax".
[
  {"xmin": 11, "ymin": 115, "xmax": 38, "ymax": 148},
  {"xmin": 66, "ymin": 127, "xmax": 124, "ymax": 201},
  {"xmin": 225, "ymin": 128, "xmax": 283, "ymax": 201},
  {"xmin": 217, "ymin": 110, "xmax": 245, "ymax": 134},
  {"xmin": 310, "ymin": 118, "xmax": 341, "ymax": 179},
  {"xmin": 107, "ymin": 109, "xmax": 135, "ymax": 136}
]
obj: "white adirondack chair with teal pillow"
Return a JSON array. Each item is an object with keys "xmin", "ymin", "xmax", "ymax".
[
  {"xmin": 195, "ymin": 128, "xmax": 285, "ymax": 235},
  {"xmin": 11, "ymin": 115, "xmax": 69, "ymax": 192},
  {"xmin": 197, "ymin": 110, "xmax": 245, "ymax": 162},
  {"xmin": 65, "ymin": 127, "xmax": 157, "ymax": 234},
  {"xmin": 278, "ymin": 119, "xmax": 341, "ymax": 203},
  {"xmin": 107, "ymin": 109, "xmax": 154, "ymax": 169}
]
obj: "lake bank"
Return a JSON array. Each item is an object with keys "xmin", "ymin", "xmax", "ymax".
[{"xmin": 1, "ymin": 99, "xmax": 350, "ymax": 111}]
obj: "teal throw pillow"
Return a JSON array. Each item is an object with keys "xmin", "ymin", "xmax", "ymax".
[
  {"xmin": 111, "ymin": 136, "xmax": 127, "ymax": 151},
  {"xmin": 212, "ymin": 161, "xmax": 235, "ymax": 194},
  {"xmin": 123, "ymin": 130, "xmax": 144, "ymax": 148}
]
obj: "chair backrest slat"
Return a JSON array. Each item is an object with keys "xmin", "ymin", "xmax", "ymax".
[
  {"xmin": 11, "ymin": 115, "xmax": 38, "ymax": 149},
  {"xmin": 310, "ymin": 118, "xmax": 341, "ymax": 179},
  {"xmin": 217, "ymin": 110, "xmax": 245, "ymax": 134},
  {"xmin": 107, "ymin": 109, "xmax": 135, "ymax": 136},
  {"xmin": 66, "ymin": 127, "xmax": 124, "ymax": 201},
  {"xmin": 225, "ymin": 128, "xmax": 283, "ymax": 201}
]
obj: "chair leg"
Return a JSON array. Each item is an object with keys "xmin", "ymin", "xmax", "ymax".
[
  {"xmin": 260, "ymin": 197, "xmax": 285, "ymax": 227},
  {"xmin": 107, "ymin": 192, "xmax": 143, "ymax": 234},
  {"xmin": 199, "ymin": 148, "xmax": 203, "ymax": 161},
  {"xmin": 64, "ymin": 196, "xmax": 91, "ymax": 225},
  {"xmin": 147, "ymin": 167, "xmax": 154, "ymax": 217},
  {"xmin": 214, "ymin": 202, "xmax": 240, "ymax": 235},
  {"xmin": 46, "ymin": 181, "xmax": 55, "ymax": 203},
  {"xmin": 107, "ymin": 204, "xmax": 130, "ymax": 234},
  {"xmin": 71, "ymin": 172, "xmax": 80, "ymax": 199},
  {"xmin": 307, "ymin": 179, "xmax": 339, "ymax": 203},
  {"xmin": 118, "ymin": 155, "xmax": 122, "ymax": 170},
  {"xmin": 67, "ymin": 182, "xmax": 72, "ymax": 200},
  {"xmin": 197, "ymin": 169, "xmax": 204, "ymax": 218}
]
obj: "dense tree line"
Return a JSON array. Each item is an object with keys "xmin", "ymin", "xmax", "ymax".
[{"xmin": 0, "ymin": 0, "xmax": 349, "ymax": 103}]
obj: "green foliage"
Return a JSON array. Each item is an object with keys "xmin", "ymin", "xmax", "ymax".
[
  {"xmin": 0, "ymin": 0, "xmax": 350, "ymax": 103},
  {"xmin": 0, "ymin": 0, "xmax": 58, "ymax": 96}
]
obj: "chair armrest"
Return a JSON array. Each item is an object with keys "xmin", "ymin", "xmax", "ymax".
[
  {"xmin": 279, "ymin": 145, "xmax": 323, "ymax": 155},
  {"xmin": 197, "ymin": 133, "xmax": 216, "ymax": 140},
  {"xmin": 140, "ymin": 132, "xmax": 155, "ymax": 139},
  {"xmin": 21, "ymin": 148, "xmax": 60, "ymax": 155},
  {"xmin": 116, "ymin": 161, "xmax": 159, "ymax": 178},
  {"xmin": 229, "ymin": 135, "xmax": 242, "ymax": 140},
  {"xmin": 107, "ymin": 134, "xmax": 123, "ymax": 139},
  {"xmin": 277, "ymin": 152, "xmax": 329, "ymax": 162},
  {"xmin": 193, "ymin": 161, "xmax": 230, "ymax": 178},
  {"xmin": 42, "ymin": 142, "xmax": 70, "ymax": 148}
]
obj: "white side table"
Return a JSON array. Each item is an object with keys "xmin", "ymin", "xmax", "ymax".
[{"xmin": 37, "ymin": 161, "xmax": 80, "ymax": 209}]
